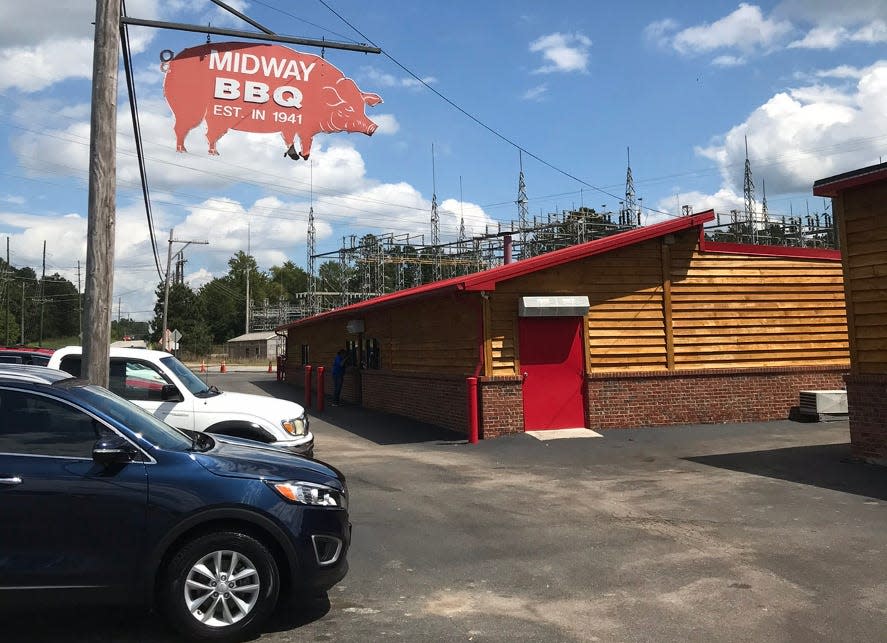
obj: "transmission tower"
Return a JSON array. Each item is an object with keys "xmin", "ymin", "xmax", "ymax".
[
  {"xmin": 743, "ymin": 136, "xmax": 757, "ymax": 240},
  {"xmin": 761, "ymin": 178, "xmax": 769, "ymax": 226},
  {"xmin": 517, "ymin": 151, "xmax": 529, "ymax": 258},
  {"xmin": 430, "ymin": 145, "xmax": 441, "ymax": 282},
  {"xmin": 307, "ymin": 206, "xmax": 317, "ymax": 316},
  {"xmin": 306, "ymin": 161, "xmax": 318, "ymax": 316},
  {"xmin": 623, "ymin": 147, "xmax": 638, "ymax": 226}
]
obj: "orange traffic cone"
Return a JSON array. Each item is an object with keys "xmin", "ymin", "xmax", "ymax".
[
  {"xmin": 268, "ymin": 360, "xmax": 273, "ymax": 373},
  {"xmin": 199, "ymin": 360, "xmax": 206, "ymax": 373},
  {"xmin": 220, "ymin": 360, "xmax": 227, "ymax": 373}
]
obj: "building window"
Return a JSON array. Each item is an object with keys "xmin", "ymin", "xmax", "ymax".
[
  {"xmin": 300, "ymin": 344, "xmax": 310, "ymax": 365},
  {"xmin": 365, "ymin": 338, "xmax": 380, "ymax": 369},
  {"xmin": 345, "ymin": 340, "xmax": 359, "ymax": 368}
]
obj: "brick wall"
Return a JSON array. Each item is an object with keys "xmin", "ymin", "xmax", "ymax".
[
  {"xmin": 361, "ymin": 370, "xmax": 468, "ymax": 434},
  {"xmin": 287, "ymin": 364, "xmax": 362, "ymax": 408},
  {"xmin": 586, "ymin": 367, "xmax": 847, "ymax": 429},
  {"xmin": 478, "ymin": 376, "xmax": 524, "ymax": 438},
  {"xmin": 845, "ymin": 373, "xmax": 887, "ymax": 465},
  {"xmin": 289, "ymin": 364, "xmax": 849, "ymax": 440}
]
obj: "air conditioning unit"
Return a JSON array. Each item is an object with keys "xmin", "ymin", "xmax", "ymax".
[
  {"xmin": 799, "ymin": 390, "xmax": 848, "ymax": 418},
  {"xmin": 346, "ymin": 319, "xmax": 365, "ymax": 334}
]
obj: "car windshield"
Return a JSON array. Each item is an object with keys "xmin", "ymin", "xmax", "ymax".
[
  {"xmin": 160, "ymin": 355, "xmax": 219, "ymax": 396},
  {"xmin": 72, "ymin": 384, "xmax": 194, "ymax": 451}
]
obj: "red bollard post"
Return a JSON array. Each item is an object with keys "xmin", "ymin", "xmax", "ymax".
[
  {"xmin": 316, "ymin": 366, "xmax": 325, "ymax": 412},
  {"xmin": 467, "ymin": 376, "xmax": 479, "ymax": 444},
  {"xmin": 304, "ymin": 365, "xmax": 312, "ymax": 409}
]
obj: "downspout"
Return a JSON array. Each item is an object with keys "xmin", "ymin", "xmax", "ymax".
[{"xmin": 467, "ymin": 292, "xmax": 488, "ymax": 444}]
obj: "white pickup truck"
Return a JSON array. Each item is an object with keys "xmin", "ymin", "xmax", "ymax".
[{"xmin": 47, "ymin": 346, "xmax": 313, "ymax": 457}]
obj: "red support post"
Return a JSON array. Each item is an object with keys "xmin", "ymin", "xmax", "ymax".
[
  {"xmin": 304, "ymin": 365, "xmax": 312, "ymax": 409},
  {"xmin": 467, "ymin": 376, "xmax": 479, "ymax": 444},
  {"xmin": 316, "ymin": 366, "xmax": 325, "ymax": 412}
]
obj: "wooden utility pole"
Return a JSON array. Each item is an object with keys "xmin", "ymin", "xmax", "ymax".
[
  {"xmin": 162, "ymin": 229, "xmax": 208, "ymax": 351},
  {"xmin": 83, "ymin": 0, "xmax": 121, "ymax": 386}
]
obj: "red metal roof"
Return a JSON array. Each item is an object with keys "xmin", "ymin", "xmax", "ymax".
[
  {"xmin": 278, "ymin": 209, "xmax": 839, "ymax": 330},
  {"xmin": 813, "ymin": 162, "xmax": 887, "ymax": 197},
  {"xmin": 280, "ymin": 212, "xmax": 710, "ymax": 330}
]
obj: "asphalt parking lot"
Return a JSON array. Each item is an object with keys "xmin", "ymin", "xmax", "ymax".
[{"xmin": 5, "ymin": 370, "xmax": 885, "ymax": 642}]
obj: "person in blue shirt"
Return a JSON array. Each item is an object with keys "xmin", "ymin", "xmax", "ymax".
[{"xmin": 332, "ymin": 349, "xmax": 347, "ymax": 405}]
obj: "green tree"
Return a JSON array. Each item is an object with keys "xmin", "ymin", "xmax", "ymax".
[
  {"xmin": 39, "ymin": 273, "xmax": 79, "ymax": 340},
  {"xmin": 269, "ymin": 260, "xmax": 308, "ymax": 301}
]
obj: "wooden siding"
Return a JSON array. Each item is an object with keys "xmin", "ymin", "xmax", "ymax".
[
  {"xmin": 839, "ymin": 183, "xmax": 887, "ymax": 373},
  {"xmin": 486, "ymin": 227, "xmax": 847, "ymax": 375},
  {"xmin": 378, "ymin": 296, "xmax": 479, "ymax": 374},
  {"xmin": 286, "ymin": 295, "xmax": 480, "ymax": 375},
  {"xmin": 285, "ymin": 320, "xmax": 349, "ymax": 372},
  {"xmin": 492, "ymin": 239, "xmax": 668, "ymax": 373},
  {"xmin": 671, "ymin": 246, "xmax": 849, "ymax": 370}
]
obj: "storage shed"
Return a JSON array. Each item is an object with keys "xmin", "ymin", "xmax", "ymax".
[
  {"xmin": 226, "ymin": 331, "xmax": 284, "ymax": 361},
  {"xmin": 814, "ymin": 162, "xmax": 887, "ymax": 465},
  {"xmin": 279, "ymin": 210, "xmax": 849, "ymax": 438}
]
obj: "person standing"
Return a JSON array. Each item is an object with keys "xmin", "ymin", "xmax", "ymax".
[{"xmin": 332, "ymin": 349, "xmax": 347, "ymax": 405}]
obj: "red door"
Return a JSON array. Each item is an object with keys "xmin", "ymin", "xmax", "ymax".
[{"xmin": 518, "ymin": 317, "xmax": 586, "ymax": 430}]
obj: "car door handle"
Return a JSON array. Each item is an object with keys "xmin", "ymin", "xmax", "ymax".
[{"xmin": 0, "ymin": 476, "xmax": 23, "ymax": 486}]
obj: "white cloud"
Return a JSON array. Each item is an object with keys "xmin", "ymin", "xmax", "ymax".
[
  {"xmin": 651, "ymin": 188, "xmax": 743, "ymax": 224},
  {"xmin": 671, "ymin": 4, "xmax": 792, "ymax": 54},
  {"xmin": 644, "ymin": 19, "xmax": 680, "ymax": 48},
  {"xmin": 815, "ymin": 65, "xmax": 867, "ymax": 80},
  {"xmin": 691, "ymin": 61, "xmax": 887, "ymax": 209},
  {"xmin": 0, "ymin": 39, "xmax": 95, "ymax": 93},
  {"xmin": 521, "ymin": 84, "xmax": 548, "ymax": 101},
  {"xmin": 850, "ymin": 19, "xmax": 887, "ymax": 43},
  {"xmin": 529, "ymin": 32, "xmax": 592, "ymax": 74},
  {"xmin": 712, "ymin": 55, "xmax": 746, "ymax": 67},
  {"xmin": 0, "ymin": 1, "xmax": 162, "ymax": 92},
  {"xmin": 371, "ymin": 114, "xmax": 400, "ymax": 135},
  {"xmin": 788, "ymin": 26, "xmax": 848, "ymax": 50}
]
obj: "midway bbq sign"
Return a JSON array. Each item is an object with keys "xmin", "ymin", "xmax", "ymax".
[{"xmin": 162, "ymin": 41, "xmax": 382, "ymax": 158}]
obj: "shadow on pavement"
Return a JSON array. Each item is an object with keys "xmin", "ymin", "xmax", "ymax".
[
  {"xmin": 251, "ymin": 378, "xmax": 467, "ymax": 447},
  {"xmin": 0, "ymin": 592, "xmax": 330, "ymax": 642},
  {"xmin": 686, "ymin": 442, "xmax": 887, "ymax": 501}
]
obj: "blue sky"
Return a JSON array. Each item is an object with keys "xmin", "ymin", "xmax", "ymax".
[{"xmin": 1, "ymin": 1, "xmax": 885, "ymax": 320}]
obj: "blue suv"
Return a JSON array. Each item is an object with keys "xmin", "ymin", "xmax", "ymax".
[{"xmin": 0, "ymin": 365, "xmax": 350, "ymax": 640}]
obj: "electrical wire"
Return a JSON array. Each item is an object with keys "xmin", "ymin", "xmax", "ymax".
[
  {"xmin": 313, "ymin": 0, "xmax": 679, "ymax": 218},
  {"xmin": 121, "ymin": 0, "xmax": 164, "ymax": 282}
]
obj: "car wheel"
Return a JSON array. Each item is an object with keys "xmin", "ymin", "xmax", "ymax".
[{"xmin": 161, "ymin": 531, "xmax": 280, "ymax": 641}]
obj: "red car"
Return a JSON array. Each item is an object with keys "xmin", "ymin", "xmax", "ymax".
[{"xmin": 0, "ymin": 347, "xmax": 54, "ymax": 366}]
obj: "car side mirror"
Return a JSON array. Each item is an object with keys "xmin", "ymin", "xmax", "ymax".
[
  {"xmin": 93, "ymin": 436, "xmax": 139, "ymax": 466},
  {"xmin": 161, "ymin": 384, "xmax": 183, "ymax": 402}
]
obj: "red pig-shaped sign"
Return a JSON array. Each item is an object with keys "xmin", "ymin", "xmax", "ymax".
[{"xmin": 162, "ymin": 41, "xmax": 383, "ymax": 159}]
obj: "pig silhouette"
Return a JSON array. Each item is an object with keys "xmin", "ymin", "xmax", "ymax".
[{"xmin": 162, "ymin": 42, "xmax": 382, "ymax": 158}]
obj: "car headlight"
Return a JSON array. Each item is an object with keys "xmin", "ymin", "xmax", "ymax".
[
  {"xmin": 281, "ymin": 413, "xmax": 309, "ymax": 436},
  {"xmin": 269, "ymin": 481, "xmax": 347, "ymax": 509}
]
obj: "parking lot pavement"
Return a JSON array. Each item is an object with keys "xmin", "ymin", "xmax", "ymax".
[{"xmin": 5, "ymin": 372, "xmax": 884, "ymax": 642}]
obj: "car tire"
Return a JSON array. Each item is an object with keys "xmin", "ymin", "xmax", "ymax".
[{"xmin": 160, "ymin": 531, "xmax": 280, "ymax": 641}]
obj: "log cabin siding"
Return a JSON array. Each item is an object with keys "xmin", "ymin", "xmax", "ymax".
[
  {"xmin": 491, "ymin": 238, "xmax": 668, "ymax": 373},
  {"xmin": 485, "ymin": 227, "xmax": 847, "ymax": 375},
  {"xmin": 838, "ymin": 182, "xmax": 887, "ymax": 373},
  {"xmin": 377, "ymin": 296, "xmax": 479, "ymax": 374},
  {"xmin": 671, "ymin": 247, "xmax": 849, "ymax": 370},
  {"xmin": 285, "ymin": 295, "xmax": 479, "ymax": 375}
]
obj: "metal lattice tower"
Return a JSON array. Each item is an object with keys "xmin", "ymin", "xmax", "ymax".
[
  {"xmin": 517, "ymin": 151, "xmax": 529, "ymax": 259},
  {"xmin": 306, "ymin": 205, "xmax": 317, "ymax": 315},
  {"xmin": 623, "ymin": 147, "xmax": 637, "ymax": 225},
  {"xmin": 743, "ymin": 136, "xmax": 757, "ymax": 238},
  {"xmin": 430, "ymin": 145, "xmax": 441, "ymax": 282},
  {"xmin": 761, "ymin": 178, "xmax": 769, "ymax": 227}
]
